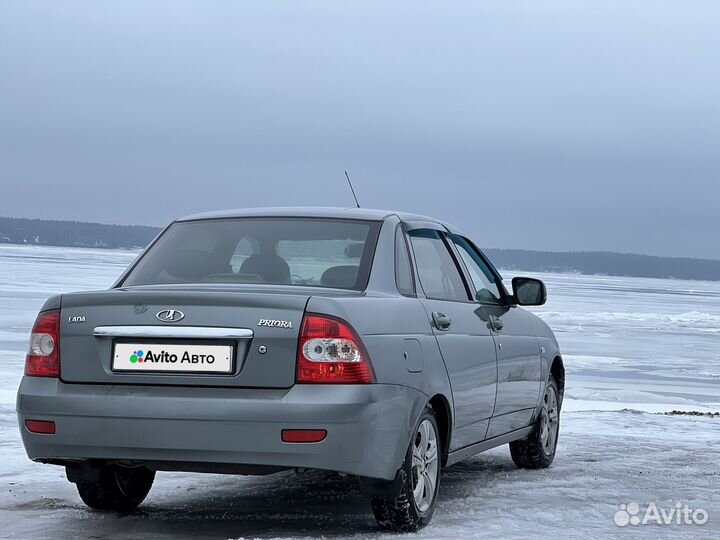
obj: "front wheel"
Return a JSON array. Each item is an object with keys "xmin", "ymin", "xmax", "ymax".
[
  {"xmin": 371, "ymin": 406, "xmax": 441, "ymax": 532},
  {"xmin": 509, "ymin": 375, "xmax": 561, "ymax": 469},
  {"xmin": 75, "ymin": 464, "xmax": 155, "ymax": 511}
]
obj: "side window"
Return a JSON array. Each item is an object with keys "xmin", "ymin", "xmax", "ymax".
[
  {"xmin": 408, "ymin": 229, "xmax": 469, "ymax": 302},
  {"xmin": 451, "ymin": 235, "xmax": 503, "ymax": 304},
  {"xmin": 395, "ymin": 226, "xmax": 415, "ymax": 296}
]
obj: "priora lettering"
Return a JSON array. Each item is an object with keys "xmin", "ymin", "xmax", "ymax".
[{"xmin": 258, "ymin": 319, "xmax": 293, "ymax": 329}]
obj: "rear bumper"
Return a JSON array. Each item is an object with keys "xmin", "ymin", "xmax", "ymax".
[{"xmin": 16, "ymin": 378, "xmax": 427, "ymax": 481}]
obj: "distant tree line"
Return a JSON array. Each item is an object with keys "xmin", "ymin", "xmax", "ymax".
[
  {"xmin": 1, "ymin": 216, "xmax": 719, "ymax": 281},
  {"xmin": 484, "ymin": 248, "xmax": 720, "ymax": 282},
  {"xmin": 0, "ymin": 216, "xmax": 160, "ymax": 249}
]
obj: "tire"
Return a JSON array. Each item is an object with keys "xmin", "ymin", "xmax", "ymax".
[
  {"xmin": 75, "ymin": 464, "xmax": 155, "ymax": 511},
  {"xmin": 509, "ymin": 374, "xmax": 561, "ymax": 469},
  {"xmin": 371, "ymin": 406, "xmax": 441, "ymax": 532}
]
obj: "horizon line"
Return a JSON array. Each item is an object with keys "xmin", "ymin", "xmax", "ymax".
[{"xmin": 1, "ymin": 214, "xmax": 719, "ymax": 263}]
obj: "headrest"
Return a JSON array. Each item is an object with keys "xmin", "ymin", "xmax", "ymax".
[
  {"xmin": 239, "ymin": 253, "xmax": 291, "ymax": 284},
  {"xmin": 320, "ymin": 265, "xmax": 359, "ymax": 288}
]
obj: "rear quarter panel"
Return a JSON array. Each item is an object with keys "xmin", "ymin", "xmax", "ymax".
[{"xmin": 306, "ymin": 292, "xmax": 454, "ymax": 461}]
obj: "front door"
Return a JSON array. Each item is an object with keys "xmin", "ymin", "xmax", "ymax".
[
  {"xmin": 406, "ymin": 228, "xmax": 498, "ymax": 451},
  {"xmin": 449, "ymin": 235, "xmax": 543, "ymax": 438}
]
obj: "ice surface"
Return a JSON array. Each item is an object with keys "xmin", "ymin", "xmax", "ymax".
[{"xmin": 1, "ymin": 244, "xmax": 718, "ymax": 539}]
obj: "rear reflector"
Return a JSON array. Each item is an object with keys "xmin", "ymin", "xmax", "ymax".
[
  {"xmin": 281, "ymin": 429, "xmax": 327, "ymax": 443},
  {"xmin": 25, "ymin": 420, "xmax": 56, "ymax": 434}
]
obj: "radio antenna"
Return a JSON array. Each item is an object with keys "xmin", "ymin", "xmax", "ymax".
[{"xmin": 344, "ymin": 170, "xmax": 361, "ymax": 208}]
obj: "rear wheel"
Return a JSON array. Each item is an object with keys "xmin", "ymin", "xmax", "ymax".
[
  {"xmin": 75, "ymin": 464, "xmax": 155, "ymax": 511},
  {"xmin": 371, "ymin": 406, "xmax": 441, "ymax": 532},
  {"xmin": 509, "ymin": 375, "xmax": 560, "ymax": 469}
]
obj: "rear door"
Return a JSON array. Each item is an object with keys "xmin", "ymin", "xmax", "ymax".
[
  {"xmin": 449, "ymin": 235, "xmax": 543, "ymax": 438},
  {"xmin": 405, "ymin": 226, "xmax": 498, "ymax": 450}
]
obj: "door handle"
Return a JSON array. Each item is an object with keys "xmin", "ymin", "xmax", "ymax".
[
  {"xmin": 432, "ymin": 312, "xmax": 452, "ymax": 331},
  {"xmin": 489, "ymin": 315, "xmax": 504, "ymax": 331}
]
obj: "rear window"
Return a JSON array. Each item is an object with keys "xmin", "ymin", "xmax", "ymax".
[{"xmin": 121, "ymin": 218, "xmax": 381, "ymax": 290}]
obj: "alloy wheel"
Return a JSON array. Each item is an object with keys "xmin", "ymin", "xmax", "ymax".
[
  {"xmin": 411, "ymin": 419, "xmax": 439, "ymax": 512},
  {"xmin": 540, "ymin": 384, "xmax": 559, "ymax": 454}
]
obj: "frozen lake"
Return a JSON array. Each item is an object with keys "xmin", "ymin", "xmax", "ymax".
[{"xmin": 0, "ymin": 243, "xmax": 718, "ymax": 539}]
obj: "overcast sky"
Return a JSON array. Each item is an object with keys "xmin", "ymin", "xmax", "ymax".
[{"xmin": 1, "ymin": 1, "xmax": 719, "ymax": 259}]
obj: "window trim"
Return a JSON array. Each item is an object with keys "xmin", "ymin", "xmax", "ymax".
[
  {"xmin": 394, "ymin": 224, "xmax": 417, "ymax": 297},
  {"xmin": 405, "ymin": 227, "xmax": 474, "ymax": 304}
]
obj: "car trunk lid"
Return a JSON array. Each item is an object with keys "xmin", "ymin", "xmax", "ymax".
[{"xmin": 59, "ymin": 287, "xmax": 314, "ymax": 388}]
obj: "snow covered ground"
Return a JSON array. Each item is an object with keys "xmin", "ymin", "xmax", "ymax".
[{"xmin": 0, "ymin": 243, "xmax": 718, "ymax": 539}]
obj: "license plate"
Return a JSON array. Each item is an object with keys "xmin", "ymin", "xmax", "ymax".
[{"xmin": 112, "ymin": 343, "xmax": 233, "ymax": 373}]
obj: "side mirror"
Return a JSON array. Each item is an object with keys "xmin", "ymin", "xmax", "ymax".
[{"xmin": 512, "ymin": 277, "xmax": 547, "ymax": 306}]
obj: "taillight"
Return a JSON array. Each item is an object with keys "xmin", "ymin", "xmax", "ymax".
[
  {"xmin": 296, "ymin": 314, "xmax": 374, "ymax": 384},
  {"xmin": 25, "ymin": 309, "xmax": 60, "ymax": 378}
]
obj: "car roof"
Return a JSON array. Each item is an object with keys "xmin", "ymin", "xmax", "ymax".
[{"xmin": 177, "ymin": 206, "xmax": 456, "ymax": 229}]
